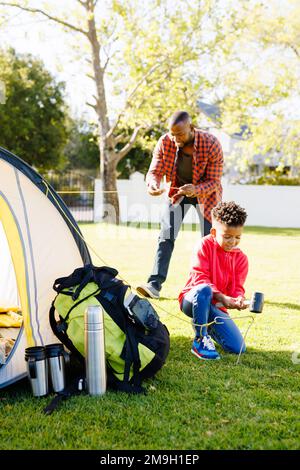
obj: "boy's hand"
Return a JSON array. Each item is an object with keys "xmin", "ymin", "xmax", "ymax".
[
  {"xmin": 234, "ymin": 295, "xmax": 248, "ymax": 310},
  {"xmin": 214, "ymin": 293, "xmax": 238, "ymax": 309},
  {"xmin": 221, "ymin": 295, "xmax": 240, "ymax": 309},
  {"xmin": 215, "ymin": 294, "xmax": 247, "ymax": 310}
]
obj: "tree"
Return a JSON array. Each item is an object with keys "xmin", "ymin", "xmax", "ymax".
[
  {"xmin": 64, "ymin": 119, "xmax": 99, "ymax": 172},
  {"xmin": 0, "ymin": 0, "xmax": 217, "ymax": 223},
  {"xmin": 208, "ymin": 0, "xmax": 300, "ymax": 173},
  {"xmin": 115, "ymin": 127, "xmax": 162, "ymax": 179},
  {"xmin": 0, "ymin": 48, "xmax": 68, "ymax": 170}
]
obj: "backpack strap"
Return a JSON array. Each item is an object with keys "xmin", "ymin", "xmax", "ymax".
[
  {"xmin": 64, "ymin": 287, "xmax": 101, "ymax": 323},
  {"xmin": 107, "ymin": 371, "xmax": 145, "ymax": 394},
  {"xmin": 53, "ymin": 265, "xmax": 94, "ymax": 300},
  {"xmin": 123, "ymin": 323, "xmax": 142, "ymax": 386},
  {"xmin": 53, "ymin": 265, "xmax": 121, "ymax": 301},
  {"xmin": 49, "ymin": 302, "xmax": 84, "ymax": 365},
  {"xmin": 98, "ymin": 287, "xmax": 145, "ymax": 393},
  {"xmin": 53, "ymin": 265, "xmax": 92, "ymax": 292},
  {"xmin": 43, "ymin": 375, "xmax": 85, "ymax": 415},
  {"xmin": 72, "ymin": 269, "xmax": 93, "ymax": 301}
]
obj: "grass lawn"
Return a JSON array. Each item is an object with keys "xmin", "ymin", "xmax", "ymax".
[{"xmin": 1, "ymin": 224, "xmax": 300, "ymax": 450}]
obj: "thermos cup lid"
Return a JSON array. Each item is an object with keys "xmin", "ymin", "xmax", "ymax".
[
  {"xmin": 84, "ymin": 305, "xmax": 103, "ymax": 325},
  {"xmin": 45, "ymin": 343, "xmax": 65, "ymax": 358},
  {"xmin": 25, "ymin": 346, "xmax": 46, "ymax": 361}
]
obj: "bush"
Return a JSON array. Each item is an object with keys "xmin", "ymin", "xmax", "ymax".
[{"xmin": 247, "ymin": 174, "xmax": 300, "ymax": 186}]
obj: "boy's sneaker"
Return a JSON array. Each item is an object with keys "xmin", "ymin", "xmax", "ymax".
[
  {"xmin": 191, "ymin": 335, "xmax": 220, "ymax": 360},
  {"xmin": 136, "ymin": 283, "xmax": 160, "ymax": 299}
]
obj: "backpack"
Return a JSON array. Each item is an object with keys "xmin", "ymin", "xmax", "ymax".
[{"xmin": 49, "ymin": 264, "xmax": 170, "ymax": 395}]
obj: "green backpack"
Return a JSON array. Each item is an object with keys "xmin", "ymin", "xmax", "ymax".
[{"xmin": 49, "ymin": 265, "xmax": 170, "ymax": 394}]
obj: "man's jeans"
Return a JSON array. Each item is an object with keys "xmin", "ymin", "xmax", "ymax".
[{"xmin": 147, "ymin": 196, "xmax": 211, "ymax": 291}]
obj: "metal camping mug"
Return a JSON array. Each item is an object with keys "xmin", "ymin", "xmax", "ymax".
[
  {"xmin": 84, "ymin": 305, "xmax": 106, "ymax": 396},
  {"xmin": 45, "ymin": 343, "xmax": 68, "ymax": 393},
  {"xmin": 25, "ymin": 346, "xmax": 48, "ymax": 397},
  {"xmin": 249, "ymin": 292, "xmax": 264, "ymax": 313}
]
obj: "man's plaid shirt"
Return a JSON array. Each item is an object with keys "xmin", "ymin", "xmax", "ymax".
[{"xmin": 146, "ymin": 129, "xmax": 224, "ymax": 222}]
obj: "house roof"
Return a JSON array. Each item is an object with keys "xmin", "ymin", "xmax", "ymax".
[
  {"xmin": 197, "ymin": 100, "xmax": 221, "ymax": 121},
  {"xmin": 197, "ymin": 100, "xmax": 250, "ymax": 139}
]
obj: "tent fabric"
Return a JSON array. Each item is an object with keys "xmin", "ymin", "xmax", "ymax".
[{"xmin": 0, "ymin": 147, "xmax": 91, "ymax": 388}]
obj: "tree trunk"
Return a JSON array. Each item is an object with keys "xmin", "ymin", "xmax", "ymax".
[
  {"xmin": 99, "ymin": 145, "xmax": 120, "ymax": 224},
  {"xmin": 86, "ymin": 0, "xmax": 120, "ymax": 223}
]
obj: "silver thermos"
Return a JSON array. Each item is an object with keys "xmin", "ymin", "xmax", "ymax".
[{"xmin": 84, "ymin": 305, "xmax": 106, "ymax": 395}]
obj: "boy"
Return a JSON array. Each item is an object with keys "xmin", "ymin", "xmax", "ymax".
[{"xmin": 179, "ymin": 201, "xmax": 248, "ymax": 360}]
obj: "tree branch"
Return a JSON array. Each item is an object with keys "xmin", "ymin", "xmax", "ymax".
[
  {"xmin": 114, "ymin": 125, "xmax": 145, "ymax": 163},
  {"xmin": 0, "ymin": 2, "xmax": 89, "ymax": 35},
  {"xmin": 126, "ymin": 62, "xmax": 164, "ymax": 107},
  {"xmin": 102, "ymin": 55, "xmax": 110, "ymax": 72},
  {"xmin": 101, "ymin": 31, "xmax": 119, "ymax": 71},
  {"xmin": 288, "ymin": 43, "xmax": 300, "ymax": 59},
  {"xmin": 106, "ymin": 61, "xmax": 165, "ymax": 140},
  {"xmin": 77, "ymin": 0, "xmax": 87, "ymax": 7},
  {"xmin": 86, "ymin": 101, "xmax": 97, "ymax": 110},
  {"xmin": 86, "ymin": 73, "xmax": 95, "ymax": 81},
  {"xmin": 113, "ymin": 133, "xmax": 127, "ymax": 145}
]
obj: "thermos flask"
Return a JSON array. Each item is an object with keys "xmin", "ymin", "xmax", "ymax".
[
  {"xmin": 25, "ymin": 346, "xmax": 48, "ymax": 397},
  {"xmin": 84, "ymin": 305, "xmax": 106, "ymax": 395},
  {"xmin": 45, "ymin": 343, "xmax": 67, "ymax": 393}
]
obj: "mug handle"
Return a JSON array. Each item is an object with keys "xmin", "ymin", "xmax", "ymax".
[{"xmin": 28, "ymin": 357, "xmax": 37, "ymax": 379}]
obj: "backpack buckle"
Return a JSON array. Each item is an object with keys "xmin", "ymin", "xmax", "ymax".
[
  {"xmin": 124, "ymin": 292, "xmax": 159, "ymax": 331},
  {"xmin": 57, "ymin": 320, "xmax": 67, "ymax": 333}
]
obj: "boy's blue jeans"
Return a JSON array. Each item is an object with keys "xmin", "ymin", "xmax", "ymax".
[
  {"xmin": 181, "ymin": 284, "xmax": 246, "ymax": 354},
  {"xmin": 148, "ymin": 197, "xmax": 211, "ymax": 291}
]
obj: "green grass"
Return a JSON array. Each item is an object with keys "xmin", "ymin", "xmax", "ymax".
[{"xmin": 1, "ymin": 224, "xmax": 300, "ymax": 450}]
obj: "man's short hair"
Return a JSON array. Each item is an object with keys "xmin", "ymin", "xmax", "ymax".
[
  {"xmin": 169, "ymin": 111, "xmax": 191, "ymax": 127},
  {"xmin": 211, "ymin": 201, "xmax": 248, "ymax": 227}
]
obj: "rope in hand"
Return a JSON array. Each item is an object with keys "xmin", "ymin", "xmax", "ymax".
[
  {"xmin": 44, "ymin": 180, "xmax": 257, "ymax": 365},
  {"xmin": 56, "ymin": 186, "xmax": 182, "ymax": 195}
]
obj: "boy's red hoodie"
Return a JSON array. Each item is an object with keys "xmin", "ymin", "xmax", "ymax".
[{"xmin": 178, "ymin": 234, "xmax": 249, "ymax": 311}]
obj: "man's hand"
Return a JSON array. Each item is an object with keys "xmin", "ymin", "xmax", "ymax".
[
  {"xmin": 176, "ymin": 184, "xmax": 196, "ymax": 197},
  {"xmin": 147, "ymin": 183, "xmax": 165, "ymax": 196}
]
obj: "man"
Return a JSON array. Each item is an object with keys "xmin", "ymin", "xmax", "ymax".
[{"xmin": 136, "ymin": 111, "xmax": 224, "ymax": 299}]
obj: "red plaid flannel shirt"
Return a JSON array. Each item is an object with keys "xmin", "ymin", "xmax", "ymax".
[{"xmin": 146, "ymin": 129, "xmax": 223, "ymax": 222}]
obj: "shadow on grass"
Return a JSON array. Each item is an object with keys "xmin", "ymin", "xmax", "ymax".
[
  {"xmin": 1, "ymin": 335, "xmax": 298, "ymax": 405},
  {"xmin": 244, "ymin": 226, "xmax": 300, "ymax": 237},
  {"xmin": 0, "ymin": 376, "xmax": 29, "ymax": 400},
  {"xmin": 168, "ymin": 335, "xmax": 299, "ymax": 374},
  {"xmin": 265, "ymin": 300, "xmax": 300, "ymax": 311},
  {"xmin": 0, "ymin": 357, "xmax": 84, "ymax": 402}
]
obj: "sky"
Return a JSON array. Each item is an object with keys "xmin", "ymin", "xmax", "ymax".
[{"xmin": 0, "ymin": 1, "xmax": 102, "ymax": 120}]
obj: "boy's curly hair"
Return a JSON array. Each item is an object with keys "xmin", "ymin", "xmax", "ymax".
[{"xmin": 211, "ymin": 201, "xmax": 247, "ymax": 227}]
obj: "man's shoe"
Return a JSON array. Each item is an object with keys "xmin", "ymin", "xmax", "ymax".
[
  {"xmin": 191, "ymin": 335, "xmax": 220, "ymax": 360},
  {"xmin": 136, "ymin": 283, "xmax": 160, "ymax": 299}
]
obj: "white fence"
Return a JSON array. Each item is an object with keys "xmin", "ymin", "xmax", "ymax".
[{"xmin": 94, "ymin": 172, "xmax": 300, "ymax": 228}]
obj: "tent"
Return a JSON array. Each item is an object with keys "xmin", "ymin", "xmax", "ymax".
[{"xmin": 0, "ymin": 147, "xmax": 91, "ymax": 388}]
